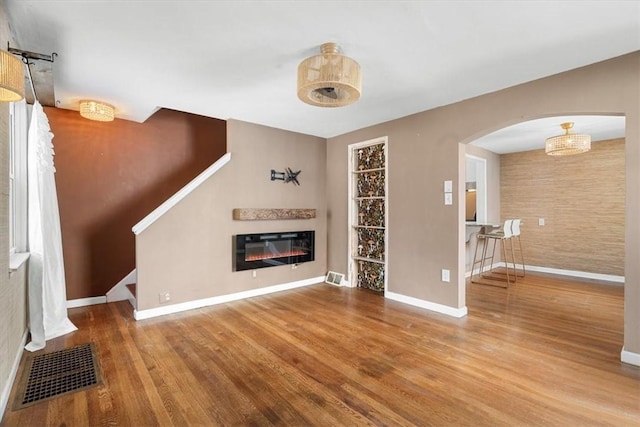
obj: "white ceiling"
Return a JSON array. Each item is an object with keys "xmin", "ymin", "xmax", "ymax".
[
  {"xmin": 471, "ymin": 115, "xmax": 627, "ymax": 154},
  {"xmin": 5, "ymin": 1, "xmax": 640, "ymax": 141}
]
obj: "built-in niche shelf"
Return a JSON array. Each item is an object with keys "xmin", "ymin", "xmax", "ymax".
[{"xmin": 232, "ymin": 208, "xmax": 316, "ymax": 221}]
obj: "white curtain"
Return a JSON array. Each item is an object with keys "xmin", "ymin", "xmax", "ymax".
[{"xmin": 25, "ymin": 101, "xmax": 76, "ymax": 352}]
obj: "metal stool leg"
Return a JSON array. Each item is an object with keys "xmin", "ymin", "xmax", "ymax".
[{"xmin": 516, "ymin": 234, "xmax": 525, "ymax": 277}]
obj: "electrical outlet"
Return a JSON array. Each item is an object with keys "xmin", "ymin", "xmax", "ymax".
[
  {"xmin": 159, "ymin": 292, "xmax": 171, "ymax": 304},
  {"xmin": 252, "ymin": 270, "xmax": 257, "ymax": 278},
  {"xmin": 441, "ymin": 269, "xmax": 450, "ymax": 282},
  {"xmin": 539, "ymin": 218, "xmax": 545, "ymax": 226}
]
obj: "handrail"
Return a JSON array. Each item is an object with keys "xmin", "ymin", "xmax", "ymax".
[{"xmin": 132, "ymin": 152, "xmax": 231, "ymax": 235}]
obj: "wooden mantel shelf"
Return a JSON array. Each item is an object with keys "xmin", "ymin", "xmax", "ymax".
[{"xmin": 232, "ymin": 208, "xmax": 316, "ymax": 221}]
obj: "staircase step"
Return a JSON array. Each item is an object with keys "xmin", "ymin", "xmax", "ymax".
[{"xmin": 126, "ymin": 283, "xmax": 136, "ymax": 297}]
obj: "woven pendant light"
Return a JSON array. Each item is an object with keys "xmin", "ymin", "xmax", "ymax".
[
  {"xmin": 0, "ymin": 50, "xmax": 25, "ymax": 102},
  {"xmin": 297, "ymin": 42, "xmax": 361, "ymax": 107}
]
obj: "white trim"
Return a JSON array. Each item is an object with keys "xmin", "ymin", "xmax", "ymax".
[
  {"xmin": 9, "ymin": 252, "xmax": 29, "ymax": 272},
  {"xmin": 9, "ymin": 100, "xmax": 28, "ymax": 255},
  {"xmin": 522, "ymin": 264, "xmax": 624, "ymax": 283},
  {"xmin": 132, "ymin": 152, "xmax": 231, "ymax": 235},
  {"xmin": 134, "ymin": 276, "xmax": 325, "ymax": 320},
  {"xmin": 621, "ymin": 348, "xmax": 640, "ymax": 367},
  {"xmin": 346, "ymin": 143, "xmax": 354, "ymax": 287},
  {"xmin": 385, "ymin": 291, "xmax": 468, "ymax": 318},
  {"xmin": 67, "ymin": 296, "xmax": 107, "ymax": 308},
  {"xmin": 106, "ymin": 269, "xmax": 137, "ymax": 303},
  {"xmin": 0, "ymin": 329, "xmax": 28, "ymax": 419},
  {"xmin": 465, "ymin": 263, "xmax": 624, "ymax": 283}
]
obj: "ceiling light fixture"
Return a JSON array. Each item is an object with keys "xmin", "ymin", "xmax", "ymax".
[
  {"xmin": 79, "ymin": 100, "xmax": 115, "ymax": 122},
  {"xmin": 545, "ymin": 122, "xmax": 591, "ymax": 156},
  {"xmin": 0, "ymin": 49, "xmax": 25, "ymax": 102},
  {"xmin": 297, "ymin": 42, "xmax": 361, "ymax": 108}
]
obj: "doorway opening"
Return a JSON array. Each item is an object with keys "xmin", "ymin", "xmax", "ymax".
[{"xmin": 465, "ymin": 155, "xmax": 487, "ymax": 224}]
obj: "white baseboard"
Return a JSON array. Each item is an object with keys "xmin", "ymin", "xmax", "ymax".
[
  {"xmin": 465, "ymin": 263, "xmax": 624, "ymax": 284},
  {"xmin": 465, "ymin": 262, "xmax": 502, "ymax": 278},
  {"xmin": 385, "ymin": 291, "xmax": 468, "ymax": 318},
  {"xmin": 621, "ymin": 348, "xmax": 640, "ymax": 367},
  {"xmin": 106, "ymin": 269, "xmax": 137, "ymax": 303},
  {"xmin": 67, "ymin": 296, "xmax": 107, "ymax": 308},
  {"xmin": 1, "ymin": 329, "xmax": 28, "ymax": 420},
  {"xmin": 66, "ymin": 270, "xmax": 138, "ymax": 309},
  {"xmin": 521, "ymin": 264, "xmax": 624, "ymax": 283},
  {"xmin": 134, "ymin": 276, "xmax": 325, "ymax": 320}
]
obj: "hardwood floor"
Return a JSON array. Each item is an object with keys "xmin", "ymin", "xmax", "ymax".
[{"xmin": 2, "ymin": 274, "xmax": 639, "ymax": 426}]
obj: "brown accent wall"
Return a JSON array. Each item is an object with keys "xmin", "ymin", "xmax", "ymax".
[
  {"xmin": 501, "ymin": 138, "xmax": 625, "ymax": 276},
  {"xmin": 326, "ymin": 52, "xmax": 639, "ymax": 355},
  {"xmin": 48, "ymin": 108, "xmax": 226, "ymax": 300},
  {"xmin": 135, "ymin": 120, "xmax": 327, "ymax": 311}
]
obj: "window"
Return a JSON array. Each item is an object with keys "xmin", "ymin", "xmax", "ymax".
[{"xmin": 9, "ymin": 100, "xmax": 28, "ymax": 258}]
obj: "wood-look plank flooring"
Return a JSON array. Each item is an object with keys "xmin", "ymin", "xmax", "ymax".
[{"xmin": 2, "ymin": 273, "xmax": 639, "ymax": 426}]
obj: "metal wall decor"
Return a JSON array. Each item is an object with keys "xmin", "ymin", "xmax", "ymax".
[{"xmin": 271, "ymin": 168, "xmax": 301, "ymax": 185}]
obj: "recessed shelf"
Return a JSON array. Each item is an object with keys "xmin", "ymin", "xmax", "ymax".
[
  {"xmin": 352, "ymin": 256, "xmax": 385, "ymax": 264},
  {"xmin": 353, "ymin": 167, "xmax": 385, "ymax": 173}
]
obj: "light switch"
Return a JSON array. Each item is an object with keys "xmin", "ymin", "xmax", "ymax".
[
  {"xmin": 444, "ymin": 180, "xmax": 453, "ymax": 193},
  {"xmin": 444, "ymin": 193, "xmax": 453, "ymax": 205},
  {"xmin": 538, "ymin": 218, "xmax": 545, "ymax": 226}
]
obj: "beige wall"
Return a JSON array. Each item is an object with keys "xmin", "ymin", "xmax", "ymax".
[
  {"xmin": 0, "ymin": 3, "xmax": 28, "ymax": 414},
  {"xmin": 327, "ymin": 52, "xmax": 640, "ymax": 355},
  {"xmin": 135, "ymin": 120, "xmax": 327, "ymax": 310},
  {"xmin": 501, "ymin": 138, "xmax": 625, "ymax": 276}
]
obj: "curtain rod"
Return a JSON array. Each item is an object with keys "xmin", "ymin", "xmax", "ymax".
[{"xmin": 7, "ymin": 44, "xmax": 57, "ymax": 103}]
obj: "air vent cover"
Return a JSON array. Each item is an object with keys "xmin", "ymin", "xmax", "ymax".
[
  {"xmin": 325, "ymin": 271, "xmax": 344, "ymax": 286},
  {"xmin": 14, "ymin": 343, "xmax": 102, "ymax": 409}
]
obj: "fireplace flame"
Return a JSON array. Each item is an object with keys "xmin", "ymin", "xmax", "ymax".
[{"xmin": 246, "ymin": 249, "xmax": 308, "ymax": 262}]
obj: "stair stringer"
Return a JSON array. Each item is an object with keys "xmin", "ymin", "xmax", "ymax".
[{"xmin": 106, "ymin": 269, "xmax": 137, "ymax": 309}]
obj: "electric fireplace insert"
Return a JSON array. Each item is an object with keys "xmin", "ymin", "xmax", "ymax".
[{"xmin": 234, "ymin": 230, "xmax": 314, "ymax": 271}]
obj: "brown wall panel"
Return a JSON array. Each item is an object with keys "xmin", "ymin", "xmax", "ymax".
[{"xmin": 47, "ymin": 107, "xmax": 226, "ymax": 299}]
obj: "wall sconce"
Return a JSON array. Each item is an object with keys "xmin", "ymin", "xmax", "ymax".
[
  {"xmin": 0, "ymin": 49, "xmax": 25, "ymax": 102},
  {"xmin": 79, "ymin": 100, "xmax": 115, "ymax": 122}
]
